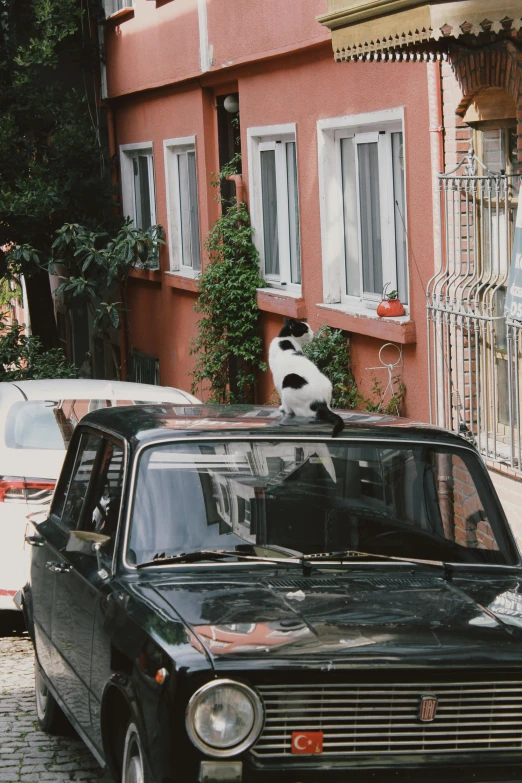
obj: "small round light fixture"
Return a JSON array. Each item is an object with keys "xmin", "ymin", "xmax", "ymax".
[{"xmin": 223, "ymin": 95, "xmax": 239, "ymax": 114}]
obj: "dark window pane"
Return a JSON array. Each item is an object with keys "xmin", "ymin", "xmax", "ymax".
[
  {"xmin": 188, "ymin": 151, "xmax": 201, "ymax": 270},
  {"xmin": 80, "ymin": 441, "xmax": 125, "ymax": 556},
  {"xmin": 392, "ymin": 132, "xmax": 408, "ymax": 305},
  {"xmin": 260, "ymin": 149, "xmax": 279, "ymax": 277},
  {"xmin": 286, "ymin": 142, "xmax": 301, "ymax": 284},
  {"xmin": 61, "ymin": 433, "xmax": 102, "ymax": 529},
  {"xmin": 134, "ymin": 155, "xmax": 152, "ymax": 229},
  {"xmin": 358, "ymin": 142, "xmax": 383, "ymax": 295}
]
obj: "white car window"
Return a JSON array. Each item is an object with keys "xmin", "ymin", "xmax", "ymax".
[{"xmin": 5, "ymin": 399, "xmax": 174, "ymax": 450}]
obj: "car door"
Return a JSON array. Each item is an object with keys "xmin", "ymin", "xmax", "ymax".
[
  {"xmin": 51, "ymin": 431, "xmax": 126, "ymax": 744},
  {"xmin": 28, "ymin": 434, "xmax": 84, "ymax": 679},
  {"xmin": 49, "ymin": 429, "xmax": 105, "ymax": 737}
]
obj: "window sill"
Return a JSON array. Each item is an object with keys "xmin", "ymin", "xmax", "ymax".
[
  {"xmin": 257, "ymin": 288, "xmax": 306, "ymax": 319},
  {"xmin": 103, "ymin": 7, "xmax": 134, "ymax": 23},
  {"xmin": 129, "ymin": 268, "xmax": 162, "ymax": 283},
  {"xmin": 316, "ymin": 303, "xmax": 416, "ymax": 344},
  {"xmin": 164, "ymin": 272, "xmax": 200, "ymax": 293}
]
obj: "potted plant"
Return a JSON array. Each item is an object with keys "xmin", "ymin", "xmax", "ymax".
[{"xmin": 376, "ymin": 284, "xmax": 405, "ymax": 317}]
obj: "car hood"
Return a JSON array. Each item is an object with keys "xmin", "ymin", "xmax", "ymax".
[{"xmin": 143, "ymin": 571, "xmax": 522, "ymax": 670}]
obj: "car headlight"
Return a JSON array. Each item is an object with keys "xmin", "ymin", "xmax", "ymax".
[{"xmin": 186, "ymin": 679, "xmax": 264, "ymax": 757}]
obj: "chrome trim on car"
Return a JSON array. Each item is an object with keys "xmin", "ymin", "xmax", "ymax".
[
  {"xmin": 252, "ymin": 680, "xmax": 522, "ymax": 758},
  {"xmin": 186, "ymin": 679, "xmax": 265, "ymax": 758}
]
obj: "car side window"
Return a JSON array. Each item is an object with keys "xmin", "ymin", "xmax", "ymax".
[
  {"xmin": 60, "ymin": 432, "xmax": 104, "ymax": 529},
  {"xmin": 79, "ymin": 439, "xmax": 125, "ymax": 557}
]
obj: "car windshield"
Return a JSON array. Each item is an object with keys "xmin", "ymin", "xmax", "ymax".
[
  {"xmin": 5, "ymin": 399, "xmax": 169, "ymax": 451},
  {"xmin": 127, "ymin": 439, "xmax": 518, "ymax": 567}
]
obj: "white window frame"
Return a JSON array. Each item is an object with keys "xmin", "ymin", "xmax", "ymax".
[
  {"xmin": 119, "ymin": 142, "xmax": 158, "ymax": 268},
  {"xmin": 317, "ymin": 108, "xmax": 409, "ymax": 313},
  {"xmin": 163, "ymin": 136, "xmax": 201, "ymax": 277},
  {"xmin": 247, "ymin": 123, "xmax": 301, "ymax": 293},
  {"xmin": 104, "ymin": 0, "xmax": 132, "ymax": 18}
]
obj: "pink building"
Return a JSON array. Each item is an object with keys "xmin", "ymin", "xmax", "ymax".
[{"xmin": 101, "ymin": 0, "xmax": 434, "ymax": 418}]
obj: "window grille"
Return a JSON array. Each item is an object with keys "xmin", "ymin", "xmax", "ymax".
[{"xmin": 129, "ymin": 350, "xmax": 160, "ymax": 386}]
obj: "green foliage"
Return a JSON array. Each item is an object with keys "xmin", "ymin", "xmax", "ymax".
[
  {"xmin": 301, "ymin": 325, "xmax": 359, "ymax": 409},
  {"xmin": 191, "ymin": 164, "xmax": 266, "ymax": 403},
  {"xmin": 0, "ymin": 319, "xmax": 76, "ymax": 381},
  {"xmin": 0, "ymin": 0, "xmax": 117, "ymax": 343},
  {"xmin": 0, "ymin": 277, "xmax": 22, "ymax": 308},
  {"xmin": 51, "ymin": 220, "xmax": 164, "ymax": 374},
  {"xmin": 363, "ymin": 375, "xmax": 406, "ymax": 416}
]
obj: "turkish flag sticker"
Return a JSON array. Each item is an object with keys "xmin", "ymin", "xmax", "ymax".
[{"xmin": 291, "ymin": 731, "xmax": 324, "ymax": 754}]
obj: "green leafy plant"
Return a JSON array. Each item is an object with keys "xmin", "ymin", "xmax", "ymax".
[
  {"xmin": 301, "ymin": 325, "xmax": 359, "ymax": 409},
  {"xmin": 191, "ymin": 162, "xmax": 266, "ymax": 403},
  {"xmin": 6, "ymin": 221, "xmax": 165, "ymax": 378},
  {"xmin": 363, "ymin": 375, "xmax": 406, "ymax": 416},
  {"xmin": 0, "ymin": 0, "xmax": 116, "ymax": 346},
  {"xmin": 0, "ymin": 278, "xmax": 22, "ymax": 309},
  {"xmin": 49, "ymin": 221, "xmax": 165, "ymax": 378},
  {"xmin": 0, "ymin": 318, "xmax": 76, "ymax": 381}
]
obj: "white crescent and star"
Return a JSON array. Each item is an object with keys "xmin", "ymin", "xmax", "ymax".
[{"xmin": 293, "ymin": 734, "xmax": 313, "ymax": 750}]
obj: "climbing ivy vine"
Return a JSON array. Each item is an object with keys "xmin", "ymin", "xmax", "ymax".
[{"xmin": 190, "ymin": 164, "xmax": 266, "ymax": 403}]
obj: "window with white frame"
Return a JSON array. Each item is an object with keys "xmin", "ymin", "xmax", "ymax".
[
  {"xmin": 104, "ymin": 0, "xmax": 132, "ymax": 17},
  {"xmin": 119, "ymin": 143, "xmax": 158, "ymax": 268},
  {"xmin": 248, "ymin": 125, "xmax": 301, "ymax": 290},
  {"xmin": 318, "ymin": 110, "xmax": 408, "ymax": 310},
  {"xmin": 164, "ymin": 137, "xmax": 201, "ymax": 274}
]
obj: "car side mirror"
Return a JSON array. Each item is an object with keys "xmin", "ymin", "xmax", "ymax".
[
  {"xmin": 93, "ymin": 541, "xmax": 110, "ymax": 580},
  {"xmin": 66, "ymin": 530, "xmax": 111, "ymax": 579}
]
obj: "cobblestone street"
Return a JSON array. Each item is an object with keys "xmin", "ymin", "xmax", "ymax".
[{"xmin": 0, "ymin": 616, "xmax": 112, "ymax": 783}]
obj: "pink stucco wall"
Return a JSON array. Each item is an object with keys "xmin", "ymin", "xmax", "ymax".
[{"xmin": 106, "ymin": 1, "xmax": 434, "ymax": 419}]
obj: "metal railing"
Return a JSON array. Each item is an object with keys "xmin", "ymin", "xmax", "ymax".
[
  {"xmin": 129, "ymin": 350, "xmax": 160, "ymax": 386},
  {"xmin": 427, "ymin": 152, "xmax": 521, "ymax": 474}
]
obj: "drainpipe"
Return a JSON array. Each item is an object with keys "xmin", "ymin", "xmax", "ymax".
[
  {"xmin": 105, "ymin": 104, "xmax": 128, "ymax": 381},
  {"xmin": 427, "ymin": 59, "xmax": 445, "ymax": 425},
  {"xmin": 226, "ymin": 174, "xmax": 244, "ymax": 207}
]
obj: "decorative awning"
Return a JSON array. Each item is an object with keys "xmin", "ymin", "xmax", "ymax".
[{"xmin": 317, "ymin": 0, "xmax": 522, "ymax": 60}]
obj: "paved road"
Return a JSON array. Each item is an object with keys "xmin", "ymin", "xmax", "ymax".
[{"xmin": 0, "ymin": 614, "xmax": 112, "ymax": 783}]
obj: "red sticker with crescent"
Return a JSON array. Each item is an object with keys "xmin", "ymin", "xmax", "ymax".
[{"xmin": 291, "ymin": 731, "xmax": 324, "ymax": 754}]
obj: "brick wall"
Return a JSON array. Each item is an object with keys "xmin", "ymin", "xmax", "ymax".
[{"xmin": 442, "ymin": 38, "xmax": 522, "ymax": 173}]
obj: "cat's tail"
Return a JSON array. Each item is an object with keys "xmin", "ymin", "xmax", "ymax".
[{"xmin": 310, "ymin": 401, "xmax": 345, "ymax": 438}]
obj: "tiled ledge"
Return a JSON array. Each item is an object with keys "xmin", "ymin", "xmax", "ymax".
[
  {"xmin": 164, "ymin": 272, "xmax": 200, "ymax": 293},
  {"xmin": 257, "ymin": 288, "xmax": 306, "ymax": 319},
  {"xmin": 316, "ymin": 303, "xmax": 416, "ymax": 344},
  {"xmin": 129, "ymin": 268, "xmax": 162, "ymax": 284}
]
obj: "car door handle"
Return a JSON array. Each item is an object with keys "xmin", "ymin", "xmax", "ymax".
[
  {"xmin": 46, "ymin": 561, "xmax": 72, "ymax": 574},
  {"xmin": 25, "ymin": 535, "xmax": 45, "ymax": 547}
]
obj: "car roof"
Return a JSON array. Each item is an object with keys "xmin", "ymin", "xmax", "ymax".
[
  {"xmin": 0, "ymin": 379, "xmax": 199, "ymax": 404},
  {"xmin": 78, "ymin": 403, "xmax": 472, "ymax": 450}
]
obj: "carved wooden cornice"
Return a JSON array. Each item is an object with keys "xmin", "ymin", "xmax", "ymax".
[{"xmin": 317, "ymin": 0, "xmax": 522, "ymax": 60}]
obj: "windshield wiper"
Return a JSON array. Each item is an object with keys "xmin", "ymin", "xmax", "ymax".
[
  {"xmin": 136, "ymin": 549, "xmax": 302, "ymax": 568},
  {"xmin": 303, "ymin": 549, "xmax": 445, "ymax": 569}
]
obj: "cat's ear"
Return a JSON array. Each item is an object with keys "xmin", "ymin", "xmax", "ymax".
[{"xmin": 283, "ymin": 317, "xmax": 292, "ymax": 326}]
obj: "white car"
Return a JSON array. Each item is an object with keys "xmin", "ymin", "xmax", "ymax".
[{"xmin": 0, "ymin": 378, "xmax": 200, "ymax": 611}]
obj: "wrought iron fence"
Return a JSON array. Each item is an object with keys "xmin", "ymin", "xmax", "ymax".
[{"xmin": 427, "ymin": 152, "xmax": 521, "ymax": 475}]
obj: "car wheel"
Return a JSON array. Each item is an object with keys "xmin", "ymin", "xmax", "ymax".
[
  {"xmin": 121, "ymin": 721, "xmax": 152, "ymax": 783},
  {"xmin": 34, "ymin": 655, "xmax": 69, "ymax": 735}
]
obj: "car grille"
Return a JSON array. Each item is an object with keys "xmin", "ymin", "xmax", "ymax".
[{"xmin": 252, "ymin": 680, "xmax": 522, "ymax": 758}]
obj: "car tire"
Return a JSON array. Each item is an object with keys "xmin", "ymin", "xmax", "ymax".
[
  {"xmin": 34, "ymin": 655, "xmax": 69, "ymax": 735},
  {"xmin": 121, "ymin": 721, "xmax": 152, "ymax": 783}
]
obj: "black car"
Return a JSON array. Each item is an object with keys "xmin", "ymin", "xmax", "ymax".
[{"xmin": 22, "ymin": 404, "xmax": 522, "ymax": 783}]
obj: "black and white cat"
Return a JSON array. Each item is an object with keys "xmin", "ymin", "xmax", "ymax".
[{"xmin": 268, "ymin": 318, "xmax": 344, "ymax": 437}]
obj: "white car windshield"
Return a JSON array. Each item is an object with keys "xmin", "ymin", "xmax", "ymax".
[{"xmin": 5, "ymin": 399, "xmax": 161, "ymax": 450}]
